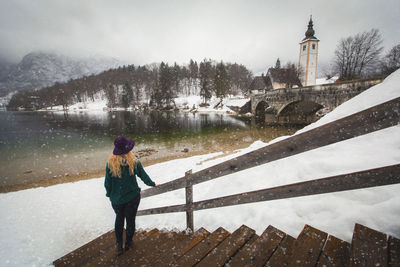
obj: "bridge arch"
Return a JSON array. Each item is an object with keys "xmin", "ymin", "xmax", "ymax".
[
  {"xmin": 277, "ymin": 100, "xmax": 324, "ymax": 124},
  {"xmin": 254, "ymin": 100, "xmax": 269, "ymax": 121}
]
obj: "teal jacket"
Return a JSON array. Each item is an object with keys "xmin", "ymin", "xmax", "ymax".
[{"xmin": 104, "ymin": 160, "xmax": 155, "ymax": 205}]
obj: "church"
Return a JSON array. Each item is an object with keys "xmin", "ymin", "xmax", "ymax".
[
  {"xmin": 249, "ymin": 16, "xmax": 319, "ymax": 94},
  {"xmin": 298, "ymin": 16, "xmax": 319, "ymax": 86}
]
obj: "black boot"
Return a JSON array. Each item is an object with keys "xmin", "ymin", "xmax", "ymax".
[
  {"xmin": 116, "ymin": 243, "xmax": 123, "ymax": 256},
  {"xmin": 125, "ymin": 241, "xmax": 132, "ymax": 252}
]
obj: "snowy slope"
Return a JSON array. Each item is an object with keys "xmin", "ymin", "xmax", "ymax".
[{"xmin": 0, "ymin": 70, "xmax": 399, "ymax": 266}]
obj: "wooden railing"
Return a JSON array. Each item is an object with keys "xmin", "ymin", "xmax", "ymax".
[{"xmin": 137, "ymin": 97, "xmax": 400, "ymax": 231}]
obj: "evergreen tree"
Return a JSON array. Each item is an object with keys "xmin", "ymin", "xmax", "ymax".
[
  {"xmin": 214, "ymin": 62, "xmax": 230, "ymax": 100},
  {"xmin": 106, "ymin": 84, "xmax": 116, "ymax": 108},
  {"xmin": 199, "ymin": 59, "xmax": 213, "ymax": 104},
  {"xmin": 189, "ymin": 59, "xmax": 199, "ymax": 93},
  {"xmin": 172, "ymin": 62, "xmax": 181, "ymax": 94},
  {"xmin": 157, "ymin": 62, "xmax": 173, "ymax": 107},
  {"xmin": 226, "ymin": 63, "xmax": 253, "ymax": 95},
  {"xmin": 121, "ymin": 82, "xmax": 133, "ymax": 108}
]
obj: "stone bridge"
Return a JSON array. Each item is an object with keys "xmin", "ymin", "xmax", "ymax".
[{"xmin": 250, "ymin": 78, "xmax": 383, "ymax": 124}]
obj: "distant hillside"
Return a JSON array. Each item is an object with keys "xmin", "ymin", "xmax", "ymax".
[
  {"xmin": 0, "ymin": 52, "xmax": 122, "ymax": 96},
  {"xmin": 0, "ymin": 58, "xmax": 16, "ymax": 82},
  {"xmin": 7, "ymin": 59, "xmax": 253, "ymax": 110}
]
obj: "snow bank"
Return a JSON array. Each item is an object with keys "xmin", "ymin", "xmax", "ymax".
[
  {"xmin": 43, "ymin": 90, "xmax": 108, "ymax": 111},
  {"xmin": 1, "ymin": 70, "xmax": 399, "ymax": 266},
  {"xmin": 316, "ymin": 76, "xmax": 338, "ymax": 85},
  {"xmin": 174, "ymin": 94, "xmax": 248, "ymax": 113}
]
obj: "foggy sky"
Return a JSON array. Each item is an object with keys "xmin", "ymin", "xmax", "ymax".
[{"xmin": 0, "ymin": 0, "xmax": 399, "ymax": 74}]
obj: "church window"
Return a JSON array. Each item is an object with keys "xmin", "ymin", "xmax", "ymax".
[
  {"xmin": 303, "ymin": 45, "xmax": 306, "ymax": 51},
  {"xmin": 312, "ymin": 44, "xmax": 316, "ymax": 49}
]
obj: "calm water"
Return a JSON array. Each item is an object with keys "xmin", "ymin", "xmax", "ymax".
[{"xmin": 0, "ymin": 111, "xmax": 301, "ymax": 186}]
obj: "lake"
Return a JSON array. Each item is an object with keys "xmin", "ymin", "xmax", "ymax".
[{"xmin": 0, "ymin": 110, "xmax": 301, "ymax": 188}]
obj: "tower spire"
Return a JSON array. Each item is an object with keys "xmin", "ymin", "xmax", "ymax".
[{"xmin": 304, "ymin": 15, "xmax": 316, "ymax": 40}]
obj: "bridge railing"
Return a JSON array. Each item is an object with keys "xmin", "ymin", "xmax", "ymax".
[{"xmin": 137, "ymin": 97, "xmax": 400, "ymax": 231}]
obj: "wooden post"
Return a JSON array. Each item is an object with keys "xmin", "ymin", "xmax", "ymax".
[{"xmin": 185, "ymin": 169, "xmax": 194, "ymax": 232}]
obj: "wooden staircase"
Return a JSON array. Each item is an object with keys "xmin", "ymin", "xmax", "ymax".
[{"xmin": 54, "ymin": 223, "xmax": 399, "ymax": 267}]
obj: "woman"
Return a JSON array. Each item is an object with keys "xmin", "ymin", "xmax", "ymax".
[{"xmin": 104, "ymin": 136, "xmax": 157, "ymax": 255}]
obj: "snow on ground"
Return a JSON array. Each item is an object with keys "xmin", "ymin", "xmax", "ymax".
[
  {"xmin": 1, "ymin": 70, "xmax": 399, "ymax": 266},
  {"xmin": 316, "ymin": 76, "xmax": 339, "ymax": 85},
  {"xmin": 174, "ymin": 94, "xmax": 249, "ymax": 113},
  {"xmin": 43, "ymin": 90, "xmax": 249, "ymax": 114},
  {"xmin": 43, "ymin": 90, "xmax": 109, "ymax": 111}
]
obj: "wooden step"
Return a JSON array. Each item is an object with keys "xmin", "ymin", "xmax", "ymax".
[
  {"xmin": 265, "ymin": 233, "xmax": 297, "ymax": 267},
  {"xmin": 389, "ymin": 235, "xmax": 400, "ymax": 266},
  {"xmin": 152, "ymin": 228, "xmax": 210, "ymax": 266},
  {"xmin": 129, "ymin": 231, "xmax": 187, "ymax": 266},
  {"xmin": 53, "ymin": 223, "xmax": 399, "ymax": 267},
  {"xmin": 102, "ymin": 229, "xmax": 174, "ymax": 266},
  {"xmin": 348, "ymin": 223, "xmax": 388, "ymax": 267},
  {"xmin": 83, "ymin": 228, "xmax": 160, "ymax": 266},
  {"xmin": 316, "ymin": 234, "xmax": 350, "ymax": 267},
  {"xmin": 288, "ymin": 224, "xmax": 328, "ymax": 267},
  {"xmin": 196, "ymin": 224, "xmax": 256, "ymax": 267},
  {"xmin": 53, "ymin": 229, "xmax": 115, "ymax": 267},
  {"xmin": 174, "ymin": 227, "xmax": 230, "ymax": 267},
  {"xmin": 228, "ymin": 225, "xmax": 286, "ymax": 267}
]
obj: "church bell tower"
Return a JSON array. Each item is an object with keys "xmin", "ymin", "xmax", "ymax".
[{"xmin": 298, "ymin": 16, "xmax": 319, "ymax": 86}]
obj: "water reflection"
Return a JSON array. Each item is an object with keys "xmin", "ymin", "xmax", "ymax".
[{"xmin": 0, "ymin": 111, "xmax": 299, "ymax": 186}]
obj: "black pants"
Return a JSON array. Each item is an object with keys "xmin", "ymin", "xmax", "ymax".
[{"xmin": 112, "ymin": 194, "xmax": 141, "ymax": 246}]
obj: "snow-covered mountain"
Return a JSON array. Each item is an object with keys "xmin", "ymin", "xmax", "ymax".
[
  {"xmin": 0, "ymin": 58, "xmax": 16, "ymax": 82},
  {"xmin": 0, "ymin": 52, "xmax": 122, "ymax": 96}
]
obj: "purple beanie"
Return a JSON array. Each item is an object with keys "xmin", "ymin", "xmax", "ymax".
[{"xmin": 113, "ymin": 136, "xmax": 135, "ymax": 155}]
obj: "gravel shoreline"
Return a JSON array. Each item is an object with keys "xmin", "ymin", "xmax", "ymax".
[{"xmin": 0, "ymin": 145, "xmax": 242, "ymax": 193}]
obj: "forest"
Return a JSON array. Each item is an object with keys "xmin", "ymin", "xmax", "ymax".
[{"xmin": 7, "ymin": 59, "xmax": 253, "ymax": 110}]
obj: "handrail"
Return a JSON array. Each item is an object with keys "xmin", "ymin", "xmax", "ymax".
[
  {"xmin": 137, "ymin": 97, "xmax": 400, "ymax": 230},
  {"xmin": 141, "ymin": 96, "xmax": 400, "ymax": 199},
  {"xmin": 137, "ymin": 164, "xmax": 400, "ymax": 216}
]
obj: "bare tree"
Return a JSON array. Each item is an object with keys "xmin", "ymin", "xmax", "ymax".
[
  {"xmin": 334, "ymin": 29, "xmax": 383, "ymax": 80},
  {"xmin": 381, "ymin": 43, "xmax": 400, "ymax": 75}
]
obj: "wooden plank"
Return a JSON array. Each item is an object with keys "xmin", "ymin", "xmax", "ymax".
[
  {"xmin": 228, "ymin": 225, "xmax": 286, "ymax": 267},
  {"xmin": 84, "ymin": 229, "xmax": 161, "ymax": 267},
  {"xmin": 154, "ymin": 228, "xmax": 210, "ymax": 266},
  {"xmin": 130, "ymin": 231, "xmax": 183, "ymax": 266},
  {"xmin": 137, "ymin": 164, "xmax": 400, "ymax": 216},
  {"xmin": 111, "ymin": 230, "xmax": 172, "ymax": 266},
  {"xmin": 349, "ymin": 223, "xmax": 388, "ymax": 267},
  {"xmin": 53, "ymin": 229, "xmax": 114, "ymax": 266},
  {"xmin": 316, "ymin": 235, "xmax": 350, "ymax": 267},
  {"xmin": 141, "ymin": 96, "xmax": 400, "ymax": 199},
  {"xmin": 185, "ymin": 170, "xmax": 194, "ymax": 231},
  {"xmin": 227, "ymin": 234, "xmax": 260, "ymax": 266},
  {"xmin": 389, "ymin": 235, "xmax": 400, "ymax": 267},
  {"xmin": 196, "ymin": 224, "xmax": 256, "ymax": 267},
  {"xmin": 288, "ymin": 224, "xmax": 328, "ymax": 267},
  {"xmin": 174, "ymin": 227, "xmax": 230, "ymax": 267},
  {"xmin": 175, "ymin": 228, "xmax": 210, "ymax": 259},
  {"xmin": 54, "ymin": 229, "xmax": 149, "ymax": 266},
  {"xmin": 137, "ymin": 203, "xmax": 186, "ymax": 215},
  {"xmin": 265, "ymin": 234, "xmax": 297, "ymax": 267}
]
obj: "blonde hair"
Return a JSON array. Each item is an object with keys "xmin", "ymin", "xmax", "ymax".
[{"xmin": 107, "ymin": 151, "xmax": 138, "ymax": 178}]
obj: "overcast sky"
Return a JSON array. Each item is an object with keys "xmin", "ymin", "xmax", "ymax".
[{"xmin": 0, "ymin": 0, "xmax": 399, "ymax": 74}]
